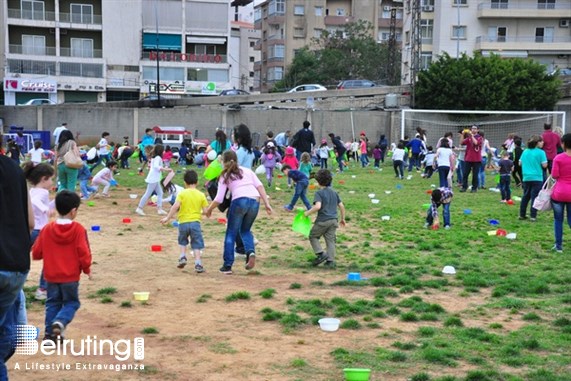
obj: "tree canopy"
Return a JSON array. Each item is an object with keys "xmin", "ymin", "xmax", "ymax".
[
  {"xmin": 273, "ymin": 20, "xmax": 399, "ymax": 91},
  {"xmin": 415, "ymin": 53, "xmax": 562, "ymax": 111}
]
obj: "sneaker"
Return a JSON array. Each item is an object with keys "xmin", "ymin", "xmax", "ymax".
[
  {"xmin": 51, "ymin": 321, "xmax": 65, "ymax": 339},
  {"xmin": 530, "ymin": 218, "xmax": 537, "ymax": 222},
  {"xmin": 157, "ymin": 209, "xmax": 167, "ymax": 215},
  {"xmin": 551, "ymin": 245, "xmax": 563, "ymax": 253},
  {"xmin": 283, "ymin": 205, "xmax": 293, "ymax": 212},
  {"xmin": 423, "ymin": 222, "xmax": 430, "ymax": 229},
  {"xmin": 518, "ymin": 216, "xmax": 528, "ymax": 220},
  {"xmin": 177, "ymin": 256, "xmax": 187, "ymax": 269},
  {"xmin": 195, "ymin": 264, "xmax": 205, "ymax": 273},
  {"xmin": 500, "ymin": 200, "xmax": 506, "ymax": 203},
  {"xmin": 135, "ymin": 208, "xmax": 146, "ymax": 216},
  {"xmin": 245, "ymin": 254, "xmax": 256, "ymax": 270},
  {"xmin": 35, "ymin": 288, "xmax": 47, "ymax": 301},
  {"xmin": 444, "ymin": 225, "xmax": 451, "ymax": 230},
  {"xmin": 219, "ymin": 265, "xmax": 233, "ymax": 274},
  {"xmin": 323, "ymin": 261, "xmax": 336, "ymax": 269},
  {"xmin": 312, "ymin": 253, "xmax": 329, "ymax": 266},
  {"xmin": 42, "ymin": 334, "xmax": 55, "ymax": 343}
]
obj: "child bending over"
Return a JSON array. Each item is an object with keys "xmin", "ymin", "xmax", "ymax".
[
  {"xmin": 424, "ymin": 187, "xmax": 454, "ymax": 230},
  {"xmin": 281, "ymin": 164, "xmax": 311, "ymax": 211}
]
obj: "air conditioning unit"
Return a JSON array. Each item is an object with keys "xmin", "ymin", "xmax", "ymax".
[
  {"xmin": 560, "ymin": 19, "xmax": 570, "ymax": 28},
  {"xmin": 383, "ymin": 6, "xmax": 391, "ymax": 11},
  {"xmin": 422, "ymin": 5, "xmax": 434, "ymax": 12}
]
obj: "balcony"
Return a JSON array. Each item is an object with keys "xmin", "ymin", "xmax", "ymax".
[
  {"xmin": 476, "ymin": 35, "xmax": 571, "ymax": 52},
  {"xmin": 60, "ymin": 48, "xmax": 103, "ymax": 59},
  {"xmin": 7, "ymin": 8, "xmax": 102, "ymax": 25},
  {"xmin": 9, "ymin": 44, "xmax": 56, "ymax": 56},
  {"xmin": 7, "ymin": 8, "xmax": 56, "ymax": 21},
  {"xmin": 324, "ymin": 15, "xmax": 355, "ymax": 26},
  {"xmin": 477, "ymin": 1, "xmax": 571, "ymax": 19},
  {"xmin": 7, "ymin": 59, "xmax": 103, "ymax": 78},
  {"xmin": 378, "ymin": 18, "xmax": 403, "ymax": 28},
  {"xmin": 141, "ymin": 51, "xmax": 228, "ymax": 64},
  {"xmin": 59, "ymin": 12, "xmax": 102, "ymax": 26}
]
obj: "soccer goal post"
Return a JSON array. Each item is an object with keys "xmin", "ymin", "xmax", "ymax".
[{"xmin": 400, "ymin": 109, "xmax": 566, "ymax": 150}]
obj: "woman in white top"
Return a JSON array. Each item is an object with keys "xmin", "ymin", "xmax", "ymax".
[
  {"xmin": 435, "ymin": 138, "xmax": 456, "ymax": 188},
  {"xmin": 135, "ymin": 144, "xmax": 172, "ymax": 216}
]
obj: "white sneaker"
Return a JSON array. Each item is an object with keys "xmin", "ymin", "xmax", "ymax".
[
  {"xmin": 157, "ymin": 209, "xmax": 167, "ymax": 215},
  {"xmin": 135, "ymin": 208, "xmax": 146, "ymax": 216},
  {"xmin": 35, "ymin": 288, "xmax": 47, "ymax": 301}
]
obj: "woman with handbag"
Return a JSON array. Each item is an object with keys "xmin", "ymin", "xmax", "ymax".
[
  {"xmin": 550, "ymin": 133, "xmax": 571, "ymax": 253},
  {"xmin": 56, "ymin": 130, "xmax": 82, "ymax": 192}
]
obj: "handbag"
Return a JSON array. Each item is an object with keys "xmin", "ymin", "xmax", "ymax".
[
  {"xmin": 532, "ymin": 176, "xmax": 555, "ymax": 212},
  {"xmin": 206, "ymin": 178, "xmax": 231, "ymax": 213},
  {"xmin": 63, "ymin": 149, "xmax": 83, "ymax": 169}
]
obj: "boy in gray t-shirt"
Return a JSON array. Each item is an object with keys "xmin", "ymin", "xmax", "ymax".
[{"xmin": 304, "ymin": 169, "xmax": 346, "ymax": 267}]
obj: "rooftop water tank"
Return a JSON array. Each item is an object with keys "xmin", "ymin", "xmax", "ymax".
[{"xmin": 385, "ymin": 93, "xmax": 398, "ymax": 108}]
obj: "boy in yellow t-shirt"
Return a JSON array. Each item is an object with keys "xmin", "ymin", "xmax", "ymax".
[{"xmin": 160, "ymin": 170, "xmax": 208, "ymax": 272}]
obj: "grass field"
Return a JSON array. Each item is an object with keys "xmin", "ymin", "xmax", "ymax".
[{"xmin": 19, "ymin": 157, "xmax": 571, "ymax": 381}]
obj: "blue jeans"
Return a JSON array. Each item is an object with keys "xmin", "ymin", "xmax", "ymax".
[
  {"xmin": 287, "ymin": 179, "xmax": 311, "ymax": 210},
  {"xmin": 551, "ymin": 200, "xmax": 571, "ymax": 250},
  {"xmin": 360, "ymin": 153, "xmax": 368, "ymax": 167},
  {"xmin": 320, "ymin": 158, "xmax": 328, "ymax": 169},
  {"xmin": 520, "ymin": 181, "xmax": 542, "ymax": 219},
  {"xmin": 408, "ymin": 153, "xmax": 420, "ymax": 171},
  {"xmin": 223, "ymin": 198, "xmax": 259, "ymax": 267},
  {"xmin": 31, "ymin": 230, "xmax": 47, "ymax": 290},
  {"xmin": 456, "ymin": 159, "xmax": 464, "ymax": 185},
  {"xmin": 336, "ymin": 155, "xmax": 344, "ymax": 172},
  {"xmin": 80, "ymin": 179, "xmax": 97, "ymax": 198},
  {"xmin": 57, "ymin": 163, "xmax": 78, "ymax": 192},
  {"xmin": 499, "ymin": 175, "xmax": 511, "ymax": 201},
  {"xmin": 478, "ymin": 157, "xmax": 487, "ymax": 188},
  {"xmin": 438, "ymin": 166, "xmax": 450, "ymax": 188},
  {"xmin": 89, "ymin": 153, "xmax": 110, "ymax": 171},
  {"xmin": 393, "ymin": 160, "xmax": 404, "ymax": 178},
  {"xmin": 178, "ymin": 222, "xmax": 204, "ymax": 250},
  {"xmin": 45, "ymin": 282, "xmax": 80, "ymax": 335},
  {"xmin": 426, "ymin": 203, "xmax": 451, "ymax": 227}
]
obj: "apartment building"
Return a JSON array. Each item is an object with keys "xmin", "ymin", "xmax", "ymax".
[
  {"xmin": 1, "ymin": 0, "xmax": 254, "ymax": 105},
  {"xmin": 253, "ymin": 0, "xmax": 404, "ymax": 93},
  {"xmin": 230, "ymin": 20, "xmax": 260, "ymax": 93},
  {"xmin": 401, "ymin": 0, "xmax": 571, "ymax": 85}
]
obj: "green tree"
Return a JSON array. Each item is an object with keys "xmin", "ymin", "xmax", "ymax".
[
  {"xmin": 415, "ymin": 53, "xmax": 561, "ymax": 110},
  {"xmin": 273, "ymin": 20, "xmax": 398, "ymax": 91}
]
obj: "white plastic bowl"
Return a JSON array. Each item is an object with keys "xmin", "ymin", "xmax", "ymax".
[
  {"xmin": 385, "ymin": 190, "xmax": 392, "ymax": 194},
  {"xmin": 348, "ymin": 190, "xmax": 355, "ymax": 194},
  {"xmin": 368, "ymin": 193, "xmax": 375, "ymax": 198},
  {"xmin": 442, "ymin": 266, "xmax": 456, "ymax": 275},
  {"xmin": 133, "ymin": 292, "xmax": 149, "ymax": 301},
  {"xmin": 506, "ymin": 233, "xmax": 517, "ymax": 240},
  {"xmin": 371, "ymin": 199, "xmax": 380, "ymax": 204},
  {"xmin": 129, "ymin": 194, "xmax": 137, "ymax": 199},
  {"xmin": 318, "ymin": 318, "xmax": 340, "ymax": 332},
  {"xmin": 381, "ymin": 215, "xmax": 391, "ymax": 221}
]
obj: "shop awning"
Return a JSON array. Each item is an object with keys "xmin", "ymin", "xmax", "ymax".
[{"xmin": 142, "ymin": 33, "xmax": 182, "ymax": 51}]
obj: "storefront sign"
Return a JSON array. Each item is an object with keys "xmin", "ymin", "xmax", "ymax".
[
  {"xmin": 148, "ymin": 51, "xmax": 223, "ymax": 63},
  {"xmin": 4, "ymin": 78, "xmax": 57, "ymax": 93}
]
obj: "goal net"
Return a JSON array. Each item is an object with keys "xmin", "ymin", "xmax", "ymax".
[{"xmin": 400, "ymin": 109, "xmax": 566, "ymax": 150}]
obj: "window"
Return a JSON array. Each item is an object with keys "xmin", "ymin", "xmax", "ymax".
[
  {"xmin": 315, "ymin": 6, "xmax": 323, "ymax": 16},
  {"xmin": 249, "ymin": 71, "xmax": 254, "ymax": 77},
  {"xmin": 535, "ymin": 27, "xmax": 554, "ymax": 43},
  {"xmin": 194, "ymin": 45, "xmax": 217, "ymax": 55},
  {"xmin": 249, "ymin": 56, "xmax": 255, "ymax": 62},
  {"xmin": 421, "ymin": 19, "xmax": 433, "ymax": 44},
  {"xmin": 268, "ymin": 0, "xmax": 285, "ymax": 15},
  {"xmin": 487, "ymin": 26, "xmax": 507, "ymax": 42},
  {"xmin": 537, "ymin": 0, "xmax": 555, "ymax": 9},
  {"xmin": 314, "ymin": 28, "xmax": 323, "ymax": 38},
  {"xmin": 22, "ymin": 35, "xmax": 45, "ymax": 55},
  {"xmin": 267, "ymin": 67, "xmax": 283, "ymax": 81},
  {"xmin": 70, "ymin": 3, "xmax": 93, "ymax": 23},
  {"xmin": 249, "ymin": 41, "xmax": 255, "ymax": 47},
  {"xmin": 336, "ymin": 8, "xmax": 346, "ymax": 16},
  {"xmin": 453, "ymin": 0, "xmax": 467, "ymax": 5},
  {"xmin": 254, "ymin": 8, "xmax": 261, "ymax": 21},
  {"xmin": 421, "ymin": 52, "xmax": 432, "ymax": 70},
  {"xmin": 21, "ymin": 0, "xmax": 44, "ymax": 20},
  {"xmin": 71, "ymin": 38, "xmax": 93, "ymax": 58},
  {"xmin": 452, "ymin": 25, "xmax": 466, "ymax": 39},
  {"xmin": 491, "ymin": 0, "xmax": 508, "ymax": 9},
  {"xmin": 269, "ymin": 44, "xmax": 284, "ymax": 58},
  {"xmin": 187, "ymin": 68, "xmax": 228, "ymax": 82},
  {"xmin": 421, "ymin": 0, "xmax": 434, "ymax": 5},
  {"xmin": 294, "ymin": 5, "xmax": 304, "ymax": 15},
  {"xmin": 293, "ymin": 28, "xmax": 305, "ymax": 37}
]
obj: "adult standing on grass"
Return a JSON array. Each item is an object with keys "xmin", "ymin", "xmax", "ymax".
[
  {"xmin": 541, "ymin": 123, "xmax": 562, "ymax": 174},
  {"xmin": 205, "ymin": 150, "xmax": 272, "ymax": 275},
  {"xmin": 56, "ymin": 130, "xmax": 81, "ymax": 192},
  {"xmin": 459, "ymin": 125, "xmax": 483, "ymax": 193},
  {"xmin": 550, "ymin": 133, "xmax": 571, "ymax": 253},
  {"xmin": 291, "ymin": 121, "xmax": 316, "ymax": 161},
  {"xmin": 233, "ymin": 124, "xmax": 255, "ymax": 169},
  {"xmin": 519, "ymin": 136, "xmax": 547, "ymax": 222},
  {"xmin": 0, "ymin": 134, "xmax": 32, "ymax": 380},
  {"xmin": 274, "ymin": 130, "xmax": 291, "ymax": 156},
  {"xmin": 53, "ymin": 122, "xmax": 68, "ymax": 147}
]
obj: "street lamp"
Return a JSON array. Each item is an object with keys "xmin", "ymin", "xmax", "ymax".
[{"xmin": 155, "ymin": 0, "xmax": 161, "ymax": 107}]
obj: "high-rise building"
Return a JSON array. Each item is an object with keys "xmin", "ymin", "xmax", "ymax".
[
  {"xmin": 253, "ymin": 0, "xmax": 404, "ymax": 93},
  {"xmin": 1, "ymin": 0, "xmax": 254, "ymax": 105},
  {"xmin": 401, "ymin": 0, "xmax": 571, "ymax": 85}
]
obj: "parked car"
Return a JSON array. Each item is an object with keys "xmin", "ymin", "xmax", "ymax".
[
  {"xmin": 19, "ymin": 99, "xmax": 56, "ymax": 106},
  {"xmin": 287, "ymin": 84, "xmax": 327, "ymax": 93},
  {"xmin": 219, "ymin": 89, "xmax": 250, "ymax": 96},
  {"xmin": 336, "ymin": 79, "xmax": 377, "ymax": 90}
]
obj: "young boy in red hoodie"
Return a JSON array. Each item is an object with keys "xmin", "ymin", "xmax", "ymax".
[{"xmin": 32, "ymin": 190, "xmax": 92, "ymax": 341}]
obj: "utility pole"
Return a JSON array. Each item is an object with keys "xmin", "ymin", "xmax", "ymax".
[
  {"xmin": 410, "ymin": 0, "xmax": 421, "ymax": 108},
  {"xmin": 387, "ymin": 8, "xmax": 398, "ymax": 85},
  {"xmin": 155, "ymin": 0, "xmax": 161, "ymax": 107}
]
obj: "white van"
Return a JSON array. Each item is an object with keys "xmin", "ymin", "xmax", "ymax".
[{"xmin": 151, "ymin": 126, "xmax": 191, "ymax": 149}]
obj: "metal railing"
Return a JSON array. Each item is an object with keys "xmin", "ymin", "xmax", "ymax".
[
  {"xmin": 59, "ymin": 12, "xmax": 102, "ymax": 25},
  {"xmin": 7, "ymin": 59, "xmax": 103, "ymax": 78},
  {"xmin": 9, "ymin": 45, "xmax": 56, "ymax": 56},
  {"xmin": 477, "ymin": 1, "xmax": 571, "ymax": 10},
  {"xmin": 60, "ymin": 47, "xmax": 103, "ymax": 58},
  {"xmin": 476, "ymin": 35, "xmax": 571, "ymax": 43},
  {"xmin": 7, "ymin": 8, "xmax": 102, "ymax": 24}
]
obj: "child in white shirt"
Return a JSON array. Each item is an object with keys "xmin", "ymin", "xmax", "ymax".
[
  {"xmin": 27, "ymin": 140, "xmax": 46, "ymax": 165},
  {"xmin": 392, "ymin": 142, "xmax": 406, "ymax": 179}
]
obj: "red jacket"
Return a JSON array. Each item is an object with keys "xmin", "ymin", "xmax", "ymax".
[
  {"xmin": 32, "ymin": 220, "xmax": 92, "ymax": 283},
  {"xmin": 462, "ymin": 135, "xmax": 483, "ymax": 163}
]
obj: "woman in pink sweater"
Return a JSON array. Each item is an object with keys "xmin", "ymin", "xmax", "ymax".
[{"xmin": 550, "ymin": 133, "xmax": 571, "ymax": 253}]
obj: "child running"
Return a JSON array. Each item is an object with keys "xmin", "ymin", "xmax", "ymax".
[
  {"xmin": 136, "ymin": 144, "xmax": 173, "ymax": 216},
  {"xmin": 23, "ymin": 162, "xmax": 55, "ymax": 301},
  {"xmin": 424, "ymin": 187, "xmax": 454, "ymax": 230},
  {"xmin": 91, "ymin": 160, "xmax": 118, "ymax": 198},
  {"xmin": 32, "ymin": 190, "xmax": 92, "ymax": 341},
  {"xmin": 392, "ymin": 142, "xmax": 406, "ymax": 179},
  {"xmin": 498, "ymin": 151, "xmax": 514, "ymax": 203},
  {"xmin": 281, "ymin": 164, "xmax": 311, "ymax": 211},
  {"xmin": 160, "ymin": 170, "xmax": 208, "ymax": 273},
  {"xmin": 281, "ymin": 146, "xmax": 299, "ymax": 188},
  {"xmin": 260, "ymin": 142, "xmax": 281, "ymax": 187},
  {"xmin": 317, "ymin": 140, "xmax": 330, "ymax": 169},
  {"xmin": 304, "ymin": 169, "xmax": 346, "ymax": 268},
  {"xmin": 27, "ymin": 140, "xmax": 46, "ymax": 165}
]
